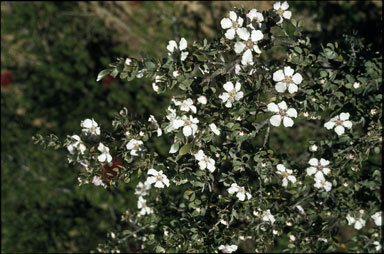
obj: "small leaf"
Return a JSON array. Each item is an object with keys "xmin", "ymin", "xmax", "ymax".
[{"xmin": 96, "ymin": 69, "xmax": 111, "ymax": 82}]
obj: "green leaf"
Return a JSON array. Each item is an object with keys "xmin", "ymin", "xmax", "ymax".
[{"xmin": 96, "ymin": 69, "xmax": 110, "ymax": 82}]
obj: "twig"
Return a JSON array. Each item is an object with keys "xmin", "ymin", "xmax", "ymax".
[{"xmin": 290, "ymin": 192, "xmax": 316, "ymax": 209}]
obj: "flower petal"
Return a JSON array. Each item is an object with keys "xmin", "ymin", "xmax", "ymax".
[
  {"xmin": 306, "ymin": 166, "xmax": 316, "ymax": 176},
  {"xmin": 283, "ymin": 10, "xmax": 292, "ymax": 19},
  {"xmin": 340, "ymin": 112, "xmax": 350, "ymax": 121},
  {"xmin": 320, "ymin": 158, "xmax": 330, "ymax": 166},
  {"xmin": 221, "ymin": 18, "xmax": 232, "ymax": 29},
  {"xmin": 283, "ymin": 116, "xmax": 294, "ymax": 127},
  {"xmin": 278, "ymin": 101, "xmax": 288, "ymax": 110},
  {"xmin": 284, "ymin": 66, "xmax": 294, "ymax": 77},
  {"xmin": 235, "ymin": 82, "xmax": 241, "ymax": 91},
  {"xmin": 334, "ymin": 125, "xmax": 345, "ymax": 135},
  {"xmin": 225, "ymin": 28, "xmax": 236, "ymax": 40},
  {"xmin": 167, "ymin": 40, "xmax": 178, "ymax": 53},
  {"xmin": 324, "ymin": 121, "xmax": 335, "ymax": 130},
  {"xmin": 242, "ymin": 49, "xmax": 253, "ymax": 65},
  {"xmin": 229, "ymin": 11, "xmax": 237, "ymax": 21},
  {"xmin": 309, "ymin": 158, "xmax": 319, "ymax": 166},
  {"xmin": 234, "ymin": 42, "xmax": 246, "ymax": 54},
  {"xmin": 343, "ymin": 121, "xmax": 352, "ymax": 129},
  {"xmin": 237, "ymin": 27, "xmax": 249, "ymax": 41},
  {"xmin": 270, "ymin": 115, "xmax": 282, "ymax": 126},
  {"xmin": 179, "ymin": 38, "xmax": 187, "ymax": 50},
  {"xmin": 219, "ymin": 92, "xmax": 230, "ymax": 103},
  {"xmin": 251, "ymin": 30, "xmax": 263, "ymax": 42},
  {"xmin": 154, "ymin": 181, "xmax": 165, "ymax": 188},
  {"xmin": 286, "ymin": 108, "xmax": 297, "ymax": 118},
  {"xmin": 273, "ymin": 70, "xmax": 284, "ymax": 81},
  {"xmin": 223, "ymin": 82, "xmax": 234, "ymax": 92},
  {"xmin": 183, "ymin": 126, "xmax": 193, "ymax": 136},
  {"xmin": 273, "ymin": 2, "xmax": 281, "ymax": 10},
  {"xmin": 148, "ymin": 168, "xmax": 158, "ymax": 176},
  {"xmin": 292, "ymin": 73, "xmax": 303, "ymax": 84},
  {"xmin": 180, "ymin": 51, "xmax": 189, "ymax": 61},
  {"xmin": 267, "ymin": 103, "xmax": 279, "ymax": 113},
  {"xmin": 276, "ymin": 164, "xmax": 286, "ymax": 172},
  {"xmin": 275, "ymin": 82, "xmax": 287, "ymax": 93},
  {"xmin": 288, "ymin": 83, "xmax": 298, "ymax": 94},
  {"xmin": 281, "ymin": 1, "xmax": 289, "ymax": 10}
]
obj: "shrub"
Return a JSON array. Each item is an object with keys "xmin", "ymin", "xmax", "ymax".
[{"xmin": 35, "ymin": 1, "xmax": 381, "ymax": 253}]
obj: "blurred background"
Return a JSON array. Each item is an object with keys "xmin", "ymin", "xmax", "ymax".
[{"xmin": 1, "ymin": 1, "xmax": 382, "ymax": 253}]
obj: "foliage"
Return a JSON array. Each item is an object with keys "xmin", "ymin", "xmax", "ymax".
[{"xmin": 35, "ymin": 2, "xmax": 382, "ymax": 253}]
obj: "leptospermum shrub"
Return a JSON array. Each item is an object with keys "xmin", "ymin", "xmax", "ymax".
[{"xmin": 34, "ymin": 2, "xmax": 382, "ymax": 253}]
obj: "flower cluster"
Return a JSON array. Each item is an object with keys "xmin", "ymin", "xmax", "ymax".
[{"xmin": 276, "ymin": 164, "xmax": 296, "ymax": 187}]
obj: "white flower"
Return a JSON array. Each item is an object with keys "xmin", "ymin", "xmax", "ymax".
[
  {"xmin": 137, "ymin": 196, "xmax": 152, "ymax": 215},
  {"xmin": 92, "ymin": 176, "xmax": 105, "ymax": 187},
  {"xmin": 246, "ymin": 9, "xmax": 264, "ymax": 29},
  {"xmin": 152, "ymin": 82, "xmax": 159, "ymax": 92},
  {"xmin": 146, "ymin": 169, "xmax": 170, "ymax": 188},
  {"xmin": 324, "ymin": 112, "xmax": 353, "ymax": 135},
  {"xmin": 371, "ymin": 211, "xmax": 382, "ymax": 226},
  {"xmin": 197, "ymin": 95, "xmax": 207, "ymax": 105},
  {"xmin": 261, "ymin": 209, "xmax": 276, "ymax": 224},
  {"xmin": 165, "ymin": 107, "xmax": 184, "ymax": 133},
  {"xmin": 289, "ymin": 235, "xmax": 296, "ymax": 242},
  {"xmin": 220, "ymin": 11, "xmax": 246, "ymax": 40},
  {"xmin": 310, "ymin": 144, "xmax": 318, "ymax": 152},
  {"xmin": 181, "ymin": 115, "xmax": 199, "ymax": 137},
  {"xmin": 313, "ymin": 174, "xmax": 332, "ymax": 192},
  {"xmin": 267, "ymin": 101, "xmax": 297, "ymax": 127},
  {"xmin": 167, "ymin": 37, "xmax": 189, "ymax": 61},
  {"xmin": 234, "ymin": 29, "xmax": 263, "ymax": 66},
  {"xmin": 296, "ymin": 205, "xmax": 305, "ymax": 215},
  {"xmin": 97, "ymin": 143, "xmax": 112, "ymax": 163},
  {"xmin": 273, "ymin": 66, "xmax": 303, "ymax": 94},
  {"xmin": 135, "ymin": 181, "xmax": 151, "ymax": 196},
  {"xmin": 353, "ymin": 82, "xmax": 360, "ymax": 89},
  {"xmin": 67, "ymin": 135, "xmax": 86, "ymax": 155},
  {"xmin": 373, "ymin": 241, "xmax": 382, "ymax": 251},
  {"xmin": 218, "ymin": 244, "xmax": 238, "ymax": 253},
  {"xmin": 306, "ymin": 158, "xmax": 331, "ymax": 179},
  {"xmin": 209, "ymin": 123, "xmax": 221, "ymax": 135},
  {"xmin": 173, "ymin": 98, "xmax": 197, "ymax": 114},
  {"xmin": 125, "ymin": 58, "xmax": 132, "ymax": 66},
  {"xmin": 273, "ymin": 1, "xmax": 292, "ymax": 24},
  {"xmin": 126, "ymin": 139, "xmax": 144, "ymax": 156},
  {"xmin": 346, "ymin": 214, "xmax": 366, "ymax": 230},
  {"xmin": 172, "ymin": 70, "xmax": 180, "ymax": 77},
  {"xmin": 148, "ymin": 115, "xmax": 162, "ymax": 137},
  {"xmin": 228, "ymin": 183, "xmax": 252, "ymax": 201},
  {"xmin": 81, "ymin": 118, "xmax": 100, "ymax": 135},
  {"xmin": 136, "ymin": 70, "xmax": 144, "ymax": 78},
  {"xmin": 276, "ymin": 164, "xmax": 296, "ymax": 187},
  {"xmin": 194, "ymin": 150, "xmax": 216, "ymax": 172},
  {"xmin": 219, "ymin": 81, "xmax": 244, "ymax": 108}
]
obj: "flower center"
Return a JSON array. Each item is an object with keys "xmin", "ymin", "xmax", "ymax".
[
  {"xmin": 279, "ymin": 109, "xmax": 287, "ymax": 116},
  {"xmin": 335, "ymin": 119, "xmax": 343, "ymax": 126},
  {"xmin": 229, "ymin": 89, "xmax": 237, "ymax": 97},
  {"xmin": 156, "ymin": 175, "xmax": 163, "ymax": 182},
  {"xmin": 203, "ymin": 156, "xmax": 210, "ymax": 163},
  {"xmin": 282, "ymin": 172, "xmax": 289, "ymax": 178},
  {"xmin": 133, "ymin": 143, "xmax": 140, "ymax": 150},
  {"xmin": 277, "ymin": 8, "xmax": 284, "ymax": 16},
  {"xmin": 184, "ymin": 119, "xmax": 192, "ymax": 126},
  {"xmin": 246, "ymin": 40, "xmax": 254, "ymax": 49},
  {"xmin": 317, "ymin": 165, "xmax": 324, "ymax": 171},
  {"xmin": 284, "ymin": 76, "xmax": 292, "ymax": 84},
  {"xmin": 232, "ymin": 21, "xmax": 240, "ymax": 29}
]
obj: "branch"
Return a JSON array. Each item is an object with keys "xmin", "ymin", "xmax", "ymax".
[{"xmin": 200, "ymin": 57, "xmax": 241, "ymax": 85}]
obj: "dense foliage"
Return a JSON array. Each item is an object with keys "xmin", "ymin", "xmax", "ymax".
[{"xmin": 33, "ymin": 2, "xmax": 382, "ymax": 253}]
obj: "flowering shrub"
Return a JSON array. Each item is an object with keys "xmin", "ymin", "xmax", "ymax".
[{"xmin": 34, "ymin": 2, "xmax": 382, "ymax": 253}]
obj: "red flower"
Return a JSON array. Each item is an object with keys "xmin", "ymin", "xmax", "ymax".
[
  {"xmin": 102, "ymin": 75, "xmax": 116, "ymax": 86},
  {"xmin": 130, "ymin": 1, "xmax": 141, "ymax": 7},
  {"xmin": 100, "ymin": 160, "xmax": 121, "ymax": 180},
  {"xmin": 1, "ymin": 70, "xmax": 13, "ymax": 88}
]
